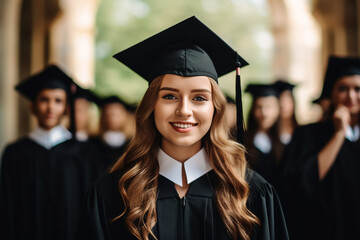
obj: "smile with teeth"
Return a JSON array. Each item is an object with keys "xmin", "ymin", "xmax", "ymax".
[{"xmin": 171, "ymin": 123, "xmax": 198, "ymax": 129}]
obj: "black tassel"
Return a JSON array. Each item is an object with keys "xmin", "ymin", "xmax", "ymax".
[{"xmin": 235, "ymin": 60, "xmax": 244, "ymax": 144}]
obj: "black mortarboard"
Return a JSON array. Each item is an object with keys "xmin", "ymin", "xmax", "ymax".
[
  {"xmin": 319, "ymin": 55, "xmax": 360, "ymax": 99},
  {"xmin": 15, "ymin": 65, "xmax": 76, "ymax": 101},
  {"xmin": 113, "ymin": 16, "xmax": 247, "ymax": 143},
  {"xmin": 245, "ymin": 83, "xmax": 279, "ymax": 99},
  {"xmin": 273, "ymin": 80, "xmax": 296, "ymax": 93},
  {"xmin": 15, "ymin": 64, "xmax": 78, "ymax": 135},
  {"xmin": 74, "ymin": 86, "xmax": 98, "ymax": 103},
  {"xmin": 97, "ymin": 96, "xmax": 137, "ymax": 113}
]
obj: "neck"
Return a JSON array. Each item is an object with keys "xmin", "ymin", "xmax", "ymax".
[
  {"xmin": 38, "ymin": 125, "xmax": 58, "ymax": 131},
  {"xmin": 279, "ymin": 118, "xmax": 294, "ymax": 133},
  {"xmin": 161, "ymin": 142, "xmax": 201, "ymax": 163}
]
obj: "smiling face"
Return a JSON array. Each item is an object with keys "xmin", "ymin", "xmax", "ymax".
[
  {"xmin": 154, "ymin": 74, "xmax": 214, "ymax": 153},
  {"xmin": 331, "ymin": 75, "xmax": 360, "ymax": 115},
  {"xmin": 32, "ymin": 88, "xmax": 67, "ymax": 130}
]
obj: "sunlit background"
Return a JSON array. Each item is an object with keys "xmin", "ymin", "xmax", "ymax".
[{"xmin": 1, "ymin": 0, "xmax": 359, "ymax": 154}]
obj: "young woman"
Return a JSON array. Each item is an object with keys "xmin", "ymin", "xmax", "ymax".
[
  {"xmin": 244, "ymin": 83, "xmax": 283, "ymax": 190},
  {"xmin": 282, "ymin": 55, "xmax": 360, "ymax": 240},
  {"xmin": 74, "ymin": 86, "xmax": 99, "ymax": 142},
  {"xmin": 76, "ymin": 16, "xmax": 289, "ymax": 240},
  {"xmin": 273, "ymin": 80, "xmax": 298, "ymax": 146},
  {"xmin": 95, "ymin": 95, "xmax": 136, "ymax": 169}
]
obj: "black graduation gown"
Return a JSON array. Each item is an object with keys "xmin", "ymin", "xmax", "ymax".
[
  {"xmin": 76, "ymin": 169, "xmax": 289, "ymax": 240},
  {"xmin": 0, "ymin": 137, "xmax": 105, "ymax": 240},
  {"xmin": 281, "ymin": 121, "xmax": 360, "ymax": 240},
  {"xmin": 246, "ymin": 145, "xmax": 281, "ymax": 193},
  {"xmin": 91, "ymin": 137, "xmax": 129, "ymax": 170}
]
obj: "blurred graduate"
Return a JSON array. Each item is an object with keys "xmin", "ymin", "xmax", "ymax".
[
  {"xmin": 95, "ymin": 95, "xmax": 136, "ymax": 169},
  {"xmin": 244, "ymin": 83, "xmax": 283, "ymax": 191},
  {"xmin": 0, "ymin": 65, "xmax": 105, "ymax": 240},
  {"xmin": 282, "ymin": 55, "xmax": 360, "ymax": 240}
]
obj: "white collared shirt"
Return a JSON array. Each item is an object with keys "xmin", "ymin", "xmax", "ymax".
[
  {"xmin": 76, "ymin": 131, "xmax": 89, "ymax": 142},
  {"xmin": 102, "ymin": 131, "xmax": 127, "ymax": 148},
  {"xmin": 253, "ymin": 132, "xmax": 272, "ymax": 154},
  {"xmin": 280, "ymin": 132, "xmax": 292, "ymax": 145},
  {"xmin": 345, "ymin": 125, "xmax": 360, "ymax": 142},
  {"xmin": 157, "ymin": 148, "xmax": 213, "ymax": 187},
  {"xmin": 28, "ymin": 125, "xmax": 72, "ymax": 150}
]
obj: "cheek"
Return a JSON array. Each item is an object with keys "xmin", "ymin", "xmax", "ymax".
[{"xmin": 198, "ymin": 104, "xmax": 214, "ymax": 123}]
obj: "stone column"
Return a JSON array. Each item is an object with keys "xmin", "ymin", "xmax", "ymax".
[
  {"xmin": 0, "ymin": 0, "xmax": 22, "ymax": 153},
  {"xmin": 51, "ymin": 0, "xmax": 100, "ymax": 87}
]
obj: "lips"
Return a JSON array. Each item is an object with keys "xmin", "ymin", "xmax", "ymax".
[{"xmin": 170, "ymin": 122, "xmax": 198, "ymax": 132}]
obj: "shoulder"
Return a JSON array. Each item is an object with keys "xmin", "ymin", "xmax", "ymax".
[
  {"xmin": 90, "ymin": 171, "xmax": 123, "ymax": 207},
  {"xmin": 246, "ymin": 168, "xmax": 274, "ymax": 201},
  {"xmin": 1, "ymin": 137, "xmax": 34, "ymax": 157},
  {"xmin": 293, "ymin": 121, "xmax": 331, "ymax": 136},
  {"xmin": 246, "ymin": 168, "xmax": 272, "ymax": 196}
]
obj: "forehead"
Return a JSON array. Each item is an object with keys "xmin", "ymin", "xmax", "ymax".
[
  {"xmin": 160, "ymin": 74, "xmax": 212, "ymax": 90},
  {"xmin": 335, "ymin": 75, "xmax": 360, "ymax": 85},
  {"xmin": 254, "ymin": 96, "xmax": 279, "ymax": 105},
  {"xmin": 36, "ymin": 88, "xmax": 67, "ymax": 98}
]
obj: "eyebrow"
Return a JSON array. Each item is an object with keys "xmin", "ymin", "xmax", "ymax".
[{"xmin": 159, "ymin": 87, "xmax": 211, "ymax": 93}]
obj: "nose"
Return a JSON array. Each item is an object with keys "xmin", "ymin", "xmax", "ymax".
[{"xmin": 176, "ymin": 98, "xmax": 192, "ymax": 116}]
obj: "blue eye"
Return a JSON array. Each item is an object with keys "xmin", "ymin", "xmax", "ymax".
[
  {"xmin": 194, "ymin": 96, "xmax": 207, "ymax": 101},
  {"xmin": 163, "ymin": 94, "xmax": 176, "ymax": 100}
]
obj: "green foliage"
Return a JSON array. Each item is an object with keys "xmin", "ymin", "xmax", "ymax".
[{"xmin": 95, "ymin": 0, "xmax": 272, "ymax": 113}]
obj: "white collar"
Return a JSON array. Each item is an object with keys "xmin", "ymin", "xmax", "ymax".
[
  {"xmin": 76, "ymin": 131, "xmax": 89, "ymax": 142},
  {"xmin": 28, "ymin": 125, "xmax": 72, "ymax": 149},
  {"xmin": 345, "ymin": 125, "xmax": 360, "ymax": 142},
  {"xmin": 157, "ymin": 148, "xmax": 213, "ymax": 187},
  {"xmin": 254, "ymin": 132, "xmax": 272, "ymax": 153},
  {"xmin": 102, "ymin": 131, "xmax": 127, "ymax": 147},
  {"xmin": 280, "ymin": 132, "xmax": 292, "ymax": 145}
]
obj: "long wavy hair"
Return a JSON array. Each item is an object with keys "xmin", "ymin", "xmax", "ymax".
[{"xmin": 110, "ymin": 75, "xmax": 259, "ymax": 240}]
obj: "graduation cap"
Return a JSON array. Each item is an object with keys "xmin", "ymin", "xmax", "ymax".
[
  {"xmin": 97, "ymin": 95, "xmax": 137, "ymax": 113},
  {"xmin": 245, "ymin": 83, "xmax": 279, "ymax": 99},
  {"xmin": 74, "ymin": 85, "xmax": 98, "ymax": 103},
  {"xmin": 113, "ymin": 16, "xmax": 248, "ymax": 143},
  {"xmin": 15, "ymin": 65, "xmax": 76, "ymax": 101},
  {"xmin": 273, "ymin": 80, "xmax": 296, "ymax": 93},
  {"xmin": 15, "ymin": 64, "xmax": 79, "ymax": 135},
  {"xmin": 319, "ymin": 55, "xmax": 360, "ymax": 99}
]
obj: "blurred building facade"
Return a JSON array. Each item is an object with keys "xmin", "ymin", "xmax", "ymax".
[{"xmin": 0, "ymin": 0, "xmax": 359, "ymax": 155}]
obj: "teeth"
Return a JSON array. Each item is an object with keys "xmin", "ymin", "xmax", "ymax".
[{"xmin": 172, "ymin": 123, "xmax": 194, "ymax": 129}]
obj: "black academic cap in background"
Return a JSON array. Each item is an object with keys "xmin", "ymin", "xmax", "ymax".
[
  {"xmin": 74, "ymin": 85, "xmax": 98, "ymax": 103},
  {"xmin": 222, "ymin": 92, "xmax": 236, "ymax": 105},
  {"xmin": 273, "ymin": 80, "xmax": 296, "ymax": 93},
  {"xmin": 97, "ymin": 95, "xmax": 137, "ymax": 113},
  {"xmin": 15, "ymin": 65, "xmax": 77, "ymax": 101},
  {"xmin": 319, "ymin": 55, "xmax": 360, "ymax": 99},
  {"xmin": 245, "ymin": 83, "xmax": 279, "ymax": 99},
  {"xmin": 113, "ymin": 16, "xmax": 247, "ymax": 143}
]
